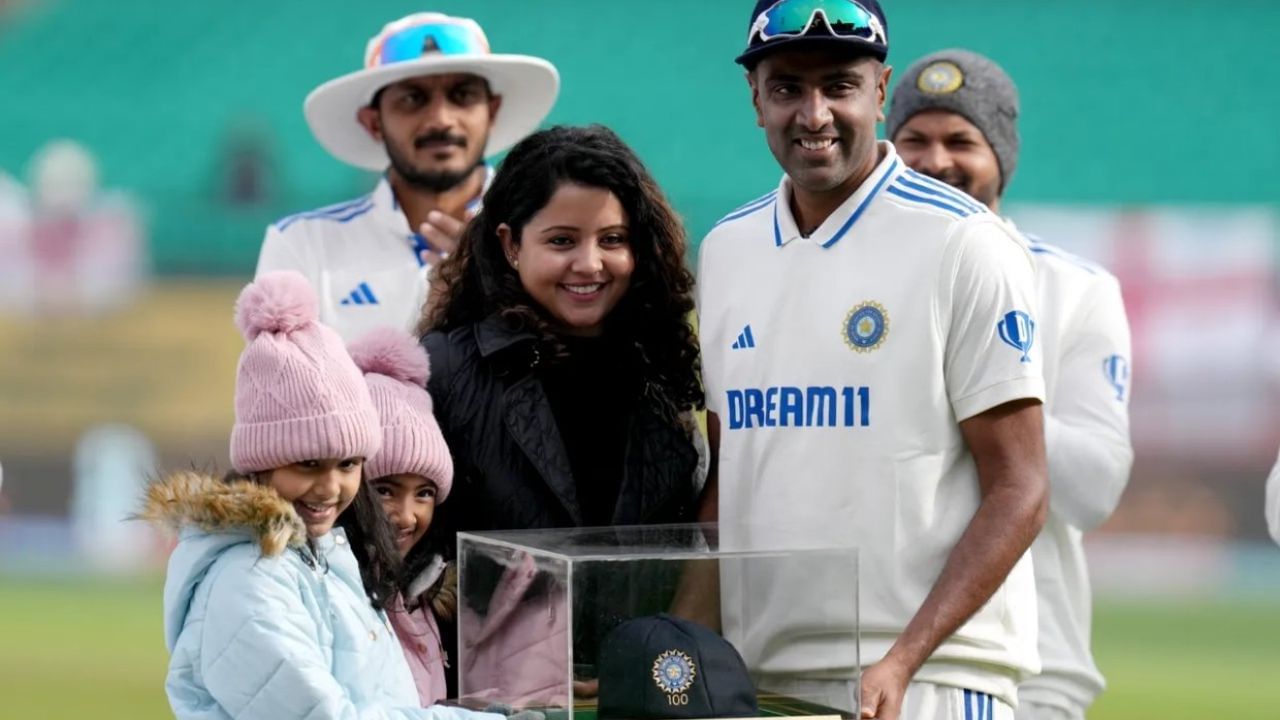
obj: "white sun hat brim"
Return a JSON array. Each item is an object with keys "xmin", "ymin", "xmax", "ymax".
[{"xmin": 304, "ymin": 53, "xmax": 560, "ymax": 171}]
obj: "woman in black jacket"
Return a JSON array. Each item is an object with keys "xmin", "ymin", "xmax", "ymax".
[
  {"xmin": 418, "ymin": 124, "xmax": 704, "ymax": 536},
  {"xmin": 417, "ymin": 126, "xmax": 706, "ymax": 696}
]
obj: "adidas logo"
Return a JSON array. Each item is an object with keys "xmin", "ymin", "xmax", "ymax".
[
  {"xmin": 731, "ymin": 325, "xmax": 756, "ymax": 350},
  {"xmin": 339, "ymin": 282, "xmax": 379, "ymax": 306}
]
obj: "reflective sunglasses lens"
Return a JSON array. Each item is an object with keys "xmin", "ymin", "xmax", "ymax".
[
  {"xmin": 759, "ymin": 0, "xmax": 877, "ymax": 40},
  {"xmin": 378, "ymin": 23, "xmax": 484, "ymax": 65}
]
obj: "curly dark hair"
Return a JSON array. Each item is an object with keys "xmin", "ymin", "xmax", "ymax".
[{"xmin": 420, "ymin": 124, "xmax": 703, "ymax": 410}]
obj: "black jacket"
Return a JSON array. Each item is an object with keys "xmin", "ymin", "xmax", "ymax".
[{"xmin": 422, "ymin": 315, "xmax": 699, "ymax": 535}]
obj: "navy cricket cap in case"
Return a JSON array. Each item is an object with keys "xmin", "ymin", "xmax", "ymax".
[
  {"xmin": 736, "ymin": 0, "xmax": 889, "ymax": 68},
  {"xmin": 597, "ymin": 614, "xmax": 759, "ymax": 720}
]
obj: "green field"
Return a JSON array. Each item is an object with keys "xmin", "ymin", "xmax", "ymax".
[{"xmin": 1, "ymin": 577, "xmax": 1276, "ymax": 719}]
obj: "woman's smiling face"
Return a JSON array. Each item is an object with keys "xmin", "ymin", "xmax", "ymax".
[{"xmin": 500, "ymin": 182, "xmax": 635, "ymax": 337}]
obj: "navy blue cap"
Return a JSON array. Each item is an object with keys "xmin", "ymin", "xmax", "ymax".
[
  {"xmin": 736, "ymin": 0, "xmax": 889, "ymax": 68},
  {"xmin": 597, "ymin": 614, "xmax": 759, "ymax": 720}
]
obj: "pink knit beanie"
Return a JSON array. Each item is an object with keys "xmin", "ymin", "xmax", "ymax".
[
  {"xmin": 348, "ymin": 327, "xmax": 454, "ymax": 502},
  {"xmin": 230, "ymin": 271, "xmax": 381, "ymax": 473}
]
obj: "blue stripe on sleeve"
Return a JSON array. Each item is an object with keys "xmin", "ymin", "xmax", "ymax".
[
  {"xmin": 886, "ymin": 183, "xmax": 971, "ymax": 218},
  {"xmin": 276, "ymin": 197, "xmax": 372, "ymax": 231},
  {"xmin": 903, "ymin": 169, "xmax": 986, "ymax": 213},
  {"xmin": 714, "ymin": 191, "xmax": 778, "ymax": 228},
  {"xmin": 894, "ymin": 174, "xmax": 984, "ymax": 214}
]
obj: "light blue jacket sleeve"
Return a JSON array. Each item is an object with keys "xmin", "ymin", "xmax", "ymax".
[{"xmin": 198, "ymin": 550, "xmax": 500, "ymax": 720}]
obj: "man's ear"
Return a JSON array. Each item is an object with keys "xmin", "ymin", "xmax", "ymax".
[
  {"xmin": 488, "ymin": 93, "xmax": 504, "ymax": 125},
  {"xmin": 876, "ymin": 64, "xmax": 893, "ymax": 122},
  {"xmin": 356, "ymin": 106, "xmax": 383, "ymax": 141}
]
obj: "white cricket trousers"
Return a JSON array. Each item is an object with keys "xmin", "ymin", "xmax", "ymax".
[{"xmin": 758, "ymin": 677, "xmax": 1014, "ymax": 720}]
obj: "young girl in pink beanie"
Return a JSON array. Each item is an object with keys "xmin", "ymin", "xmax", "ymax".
[
  {"xmin": 346, "ymin": 327, "xmax": 457, "ymax": 706},
  {"xmin": 141, "ymin": 271, "xmax": 501, "ymax": 720}
]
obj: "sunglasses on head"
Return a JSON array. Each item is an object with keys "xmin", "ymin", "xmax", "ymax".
[
  {"xmin": 368, "ymin": 20, "xmax": 489, "ymax": 68},
  {"xmin": 749, "ymin": 0, "xmax": 886, "ymax": 46}
]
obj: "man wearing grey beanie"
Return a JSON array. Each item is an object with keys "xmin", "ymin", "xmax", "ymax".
[
  {"xmin": 887, "ymin": 49, "xmax": 1019, "ymax": 210},
  {"xmin": 890, "ymin": 50, "xmax": 1135, "ymax": 720}
]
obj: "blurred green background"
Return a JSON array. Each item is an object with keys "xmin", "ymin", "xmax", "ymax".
[
  {"xmin": 3, "ymin": 578, "xmax": 1279, "ymax": 720},
  {"xmin": 1, "ymin": 0, "xmax": 1276, "ymax": 273},
  {"xmin": 1, "ymin": 2, "xmax": 1278, "ymax": 718}
]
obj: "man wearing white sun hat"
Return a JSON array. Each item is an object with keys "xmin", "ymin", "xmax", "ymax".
[{"xmin": 256, "ymin": 12, "xmax": 559, "ymax": 340}]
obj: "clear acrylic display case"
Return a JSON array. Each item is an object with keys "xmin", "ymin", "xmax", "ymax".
[{"xmin": 456, "ymin": 523, "xmax": 859, "ymax": 720}]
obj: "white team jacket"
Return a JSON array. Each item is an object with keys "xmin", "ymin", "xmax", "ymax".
[{"xmin": 1014, "ymin": 227, "xmax": 1133, "ymax": 714}]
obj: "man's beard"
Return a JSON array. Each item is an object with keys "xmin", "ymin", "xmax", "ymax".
[{"xmin": 385, "ymin": 132, "xmax": 485, "ymax": 193}]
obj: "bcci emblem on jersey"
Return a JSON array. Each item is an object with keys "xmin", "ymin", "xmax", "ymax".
[
  {"xmin": 652, "ymin": 650, "xmax": 696, "ymax": 696},
  {"xmin": 997, "ymin": 310, "xmax": 1035, "ymax": 363},
  {"xmin": 844, "ymin": 301, "xmax": 889, "ymax": 353}
]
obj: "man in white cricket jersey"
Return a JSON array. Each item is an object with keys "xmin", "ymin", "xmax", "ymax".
[
  {"xmin": 698, "ymin": 3, "xmax": 1049, "ymax": 719},
  {"xmin": 256, "ymin": 12, "xmax": 558, "ymax": 339},
  {"xmin": 888, "ymin": 49, "xmax": 1135, "ymax": 720}
]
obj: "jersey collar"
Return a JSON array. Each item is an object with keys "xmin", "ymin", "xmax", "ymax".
[
  {"xmin": 373, "ymin": 176, "xmax": 410, "ymax": 236},
  {"xmin": 774, "ymin": 140, "xmax": 902, "ymax": 249},
  {"xmin": 376, "ymin": 164, "xmax": 494, "ymax": 265},
  {"xmin": 378, "ymin": 163, "xmax": 494, "ymax": 228}
]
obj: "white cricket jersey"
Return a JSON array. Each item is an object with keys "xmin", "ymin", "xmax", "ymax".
[
  {"xmin": 1013, "ymin": 229, "xmax": 1133, "ymax": 714},
  {"xmin": 698, "ymin": 142, "xmax": 1044, "ymax": 708},
  {"xmin": 1266, "ymin": 448, "xmax": 1280, "ymax": 546},
  {"xmin": 255, "ymin": 172, "xmax": 487, "ymax": 341}
]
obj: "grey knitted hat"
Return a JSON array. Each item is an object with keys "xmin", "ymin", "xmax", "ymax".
[{"xmin": 886, "ymin": 49, "xmax": 1020, "ymax": 191}]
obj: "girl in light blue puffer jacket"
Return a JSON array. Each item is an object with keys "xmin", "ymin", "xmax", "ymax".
[{"xmin": 141, "ymin": 271, "xmax": 504, "ymax": 720}]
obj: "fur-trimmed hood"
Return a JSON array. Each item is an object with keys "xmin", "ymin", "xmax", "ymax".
[
  {"xmin": 138, "ymin": 471, "xmax": 306, "ymax": 556},
  {"xmin": 141, "ymin": 472, "xmax": 320, "ymax": 652}
]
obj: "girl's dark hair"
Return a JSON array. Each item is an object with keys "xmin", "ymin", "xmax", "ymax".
[
  {"xmin": 223, "ymin": 468, "xmax": 402, "ymax": 612},
  {"xmin": 400, "ymin": 508, "xmax": 458, "ymax": 619},
  {"xmin": 420, "ymin": 124, "xmax": 703, "ymax": 410},
  {"xmin": 334, "ymin": 480, "xmax": 403, "ymax": 611}
]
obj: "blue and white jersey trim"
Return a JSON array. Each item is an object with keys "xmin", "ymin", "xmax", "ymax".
[
  {"xmin": 765, "ymin": 158, "xmax": 900, "ymax": 249},
  {"xmin": 1024, "ymin": 234, "xmax": 1102, "ymax": 275},
  {"xmin": 885, "ymin": 169, "xmax": 989, "ymax": 220},
  {"xmin": 903, "ymin": 169, "xmax": 986, "ymax": 214},
  {"xmin": 818, "ymin": 158, "xmax": 899, "ymax": 248},
  {"xmin": 713, "ymin": 190, "xmax": 778, "ymax": 228},
  {"xmin": 886, "ymin": 182, "xmax": 973, "ymax": 218},
  {"xmin": 274, "ymin": 195, "xmax": 374, "ymax": 231}
]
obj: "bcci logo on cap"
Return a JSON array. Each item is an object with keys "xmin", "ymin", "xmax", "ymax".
[
  {"xmin": 844, "ymin": 301, "xmax": 888, "ymax": 353},
  {"xmin": 917, "ymin": 60, "xmax": 964, "ymax": 94},
  {"xmin": 652, "ymin": 650, "xmax": 696, "ymax": 706},
  {"xmin": 997, "ymin": 310, "xmax": 1035, "ymax": 363}
]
